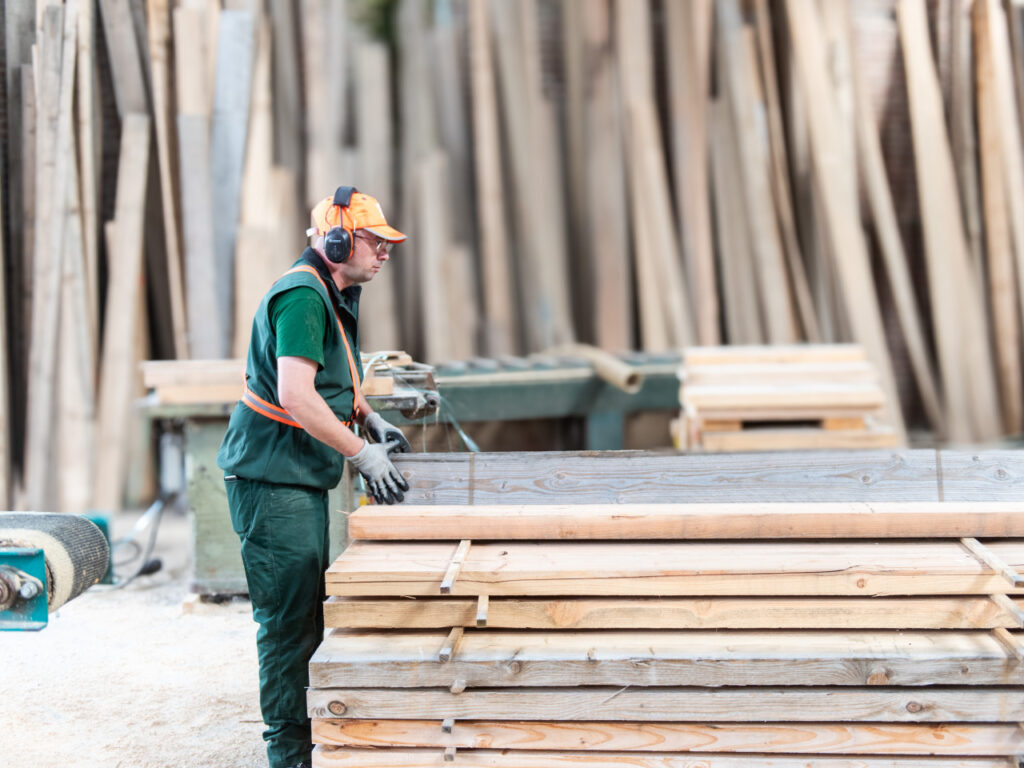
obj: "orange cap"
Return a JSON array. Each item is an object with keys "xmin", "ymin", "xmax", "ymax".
[{"xmin": 309, "ymin": 192, "xmax": 407, "ymax": 242}]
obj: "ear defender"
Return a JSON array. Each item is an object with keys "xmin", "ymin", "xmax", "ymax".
[{"xmin": 324, "ymin": 185, "xmax": 359, "ymax": 263}]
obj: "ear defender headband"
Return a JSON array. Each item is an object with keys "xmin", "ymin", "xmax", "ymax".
[{"xmin": 324, "ymin": 185, "xmax": 359, "ymax": 264}]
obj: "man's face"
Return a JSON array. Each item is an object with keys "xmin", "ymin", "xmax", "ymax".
[{"xmin": 343, "ymin": 230, "xmax": 392, "ymax": 284}]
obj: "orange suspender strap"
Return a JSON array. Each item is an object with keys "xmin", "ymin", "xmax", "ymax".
[{"xmin": 240, "ymin": 265, "xmax": 362, "ymax": 429}]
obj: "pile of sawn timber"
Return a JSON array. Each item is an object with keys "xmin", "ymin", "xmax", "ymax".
[
  {"xmin": 677, "ymin": 344, "xmax": 901, "ymax": 452},
  {"xmin": 308, "ymin": 451, "xmax": 1024, "ymax": 767}
]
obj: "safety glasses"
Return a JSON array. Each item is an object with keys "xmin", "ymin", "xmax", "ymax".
[{"xmin": 357, "ymin": 233, "xmax": 394, "ymax": 255}]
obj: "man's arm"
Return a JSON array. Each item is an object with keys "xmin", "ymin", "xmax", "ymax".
[{"xmin": 278, "ymin": 355, "xmax": 365, "ymax": 457}]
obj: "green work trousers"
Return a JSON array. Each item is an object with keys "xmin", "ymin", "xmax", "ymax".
[{"xmin": 226, "ymin": 476, "xmax": 330, "ymax": 768}]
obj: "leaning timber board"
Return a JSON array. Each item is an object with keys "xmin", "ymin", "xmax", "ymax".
[
  {"xmin": 308, "ymin": 687, "xmax": 1024, "ymax": 722},
  {"xmin": 308, "ymin": 630, "xmax": 1024, "ymax": 687},
  {"xmin": 392, "ymin": 451, "xmax": 1024, "ymax": 505},
  {"xmin": 312, "ymin": 747, "xmax": 1019, "ymax": 768},
  {"xmin": 324, "ymin": 540, "xmax": 1024, "ymax": 596},
  {"xmin": 347, "ymin": 502, "xmax": 1024, "ymax": 540},
  {"xmin": 323, "ymin": 596, "xmax": 1024, "ymax": 630},
  {"xmin": 312, "ymin": 721, "xmax": 1024, "ymax": 755}
]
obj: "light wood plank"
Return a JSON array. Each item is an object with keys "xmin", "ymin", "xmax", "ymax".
[
  {"xmin": 683, "ymin": 384, "xmax": 886, "ymax": 412},
  {"xmin": 684, "ymin": 361, "xmax": 878, "ymax": 386},
  {"xmin": 699, "ymin": 427, "xmax": 899, "ymax": 453},
  {"xmin": 323, "ymin": 596, "xmax": 1024, "ymax": 631},
  {"xmin": 309, "ymin": 630, "xmax": 1024, "ymax": 688},
  {"xmin": 785, "ymin": 0, "xmax": 907, "ymax": 441},
  {"xmin": 96, "ymin": 0, "xmax": 147, "ymax": 115},
  {"xmin": 308, "ymin": 687, "xmax": 1024, "ymax": 722},
  {"xmin": 325, "ymin": 540, "xmax": 1024, "ymax": 597},
  {"xmin": 313, "ymin": 720, "xmax": 1024, "ymax": 756},
  {"xmin": 93, "ymin": 114, "xmax": 151, "ymax": 511},
  {"xmin": 349, "ymin": 502, "xmax": 1024, "ymax": 541},
  {"xmin": 684, "ymin": 345, "xmax": 865, "ymax": 366},
  {"xmin": 899, "ymin": 0, "xmax": 1001, "ymax": 442},
  {"xmin": 312, "ymin": 746, "xmax": 1019, "ymax": 768}
]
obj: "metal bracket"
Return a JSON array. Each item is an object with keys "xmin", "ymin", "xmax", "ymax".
[{"xmin": 0, "ymin": 548, "xmax": 49, "ymax": 630}]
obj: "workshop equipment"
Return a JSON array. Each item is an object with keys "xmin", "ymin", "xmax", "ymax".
[{"xmin": 0, "ymin": 513, "xmax": 110, "ymax": 630}]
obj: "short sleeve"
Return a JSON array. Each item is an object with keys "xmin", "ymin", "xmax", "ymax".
[{"xmin": 269, "ymin": 286, "xmax": 327, "ymax": 367}]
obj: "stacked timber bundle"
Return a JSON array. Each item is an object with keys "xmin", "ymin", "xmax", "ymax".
[
  {"xmin": 309, "ymin": 500, "xmax": 1024, "ymax": 767},
  {"xmin": 676, "ymin": 344, "xmax": 901, "ymax": 452},
  {"xmin": 5, "ymin": 0, "xmax": 1024, "ymax": 510}
]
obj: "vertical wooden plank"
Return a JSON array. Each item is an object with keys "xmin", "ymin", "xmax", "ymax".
[
  {"xmin": 93, "ymin": 114, "xmax": 150, "ymax": 512},
  {"xmin": 354, "ymin": 38, "xmax": 400, "ymax": 353},
  {"xmin": 96, "ymin": 0, "xmax": 148, "ymax": 116},
  {"xmin": 784, "ymin": 0, "xmax": 907, "ymax": 441},
  {"xmin": 718, "ymin": 1, "xmax": 798, "ymax": 344},
  {"xmin": 209, "ymin": 9, "xmax": 256, "ymax": 358},
  {"xmin": 301, "ymin": 0, "xmax": 346, "ymax": 204},
  {"xmin": 900, "ymin": 0, "xmax": 1001, "ymax": 441},
  {"xmin": 24, "ymin": 3, "xmax": 72, "ymax": 511},
  {"xmin": 0, "ymin": 118, "xmax": 9, "ymax": 508},
  {"xmin": 418, "ymin": 152, "xmax": 452, "ymax": 364},
  {"xmin": 665, "ymin": 0, "xmax": 718, "ymax": 345},
  {"xmin": 76, "ymin": 0, "xmax": 99, "ymax": 348},
  {"xmin": 752, "ymin": 0, "xmax": 819, "ymax": 343},
  {"xmin": 147, "ymin": 0, "xmax": 188, "ymax": 359},
  {"xmin": 174, "ymin": 6, "xmax": 218, "ymax": 359},
  {"xmin": 710, "ymin": 99, "xmax": 763, "ymax": 345},
  {"xmin": 266, "ymin": 0, "xmax": 303, "ymax": 180},
  {"xmin": 845, "ymin": 3, "xmax": 945, "ymax": 434},
  {"xmin": 469, "ymin": 0, "xmax": 514, "ymax": 356},
  {"xmin": 975, "ymin": 0, "xmax": 1024, "ymax": 435}
]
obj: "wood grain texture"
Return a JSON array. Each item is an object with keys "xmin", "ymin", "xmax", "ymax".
[
  {"xmin": 312, "ymin": 746, "xmax": 1019, "ymax": 768},
  {"xmin": 348, "ymin": 502, "xmax": 1024, "ymax": 541},
  {"xmin": 698, "ymin": 427, "xmax": 899, "ymax": 453},
  {"xmin": 325, "ymin": 540, "xmax": 1024, "ymax": 597},
  {"xmin": 308, "ymin": 629, "xmax": 1024, "ymax": 688},
  {"xmin": 323, "ymin": 596, "xmax": 1024, "ymax": 631},
  {"xmin": 308, "ymin": 686, "xmax": 1024, "ymax": 722},
  {"xmin": 312, "ymin": 720, "xmax": 1024, "ymax": 756}
]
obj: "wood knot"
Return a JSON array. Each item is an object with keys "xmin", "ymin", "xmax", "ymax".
[
  {"xmin": 867, "ymin": 667, "xmax": 890, "ymax": 685},
  {"xmin": 504, "ymin": 660, "xmax": 521, "ymax": 675},
  {"xmin": 856, "ymin": 578, "xmax": 867, "ymax": 588},
  {"xmin": 328, "ymin": 700, "xmax": 347, "ymax": 716},
  {"xmin": 905, "ymin": 700, "xmax": 924, "ymax": 713}
]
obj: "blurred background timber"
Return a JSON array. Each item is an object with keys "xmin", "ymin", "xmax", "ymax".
[{"xmin": 2, "ymin": 0, "xmax": 1024, "ymax": 513}]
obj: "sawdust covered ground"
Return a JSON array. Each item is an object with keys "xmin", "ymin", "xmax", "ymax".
[{"xmin": 1, "ymin": 508, "xmax": 267, "ymax": 768}]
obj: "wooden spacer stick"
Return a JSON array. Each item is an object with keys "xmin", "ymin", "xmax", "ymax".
[
  {"xmin": 439, "ymin": 626, "xmax": 464, "ymax": 663},
  {"xmin": 991, "ymin": 627, "xmax": 1024, "ymax": 663},
  {"xmin": 961, "ymin": 537, "xmax": 1024, "ymax": 586},
  {"xmin": 450, "ymin": 678, "xmax": 467, "ymax": 694},
  {"xmin": 440, "ymin": 540, "xmax": 472, "ymax": 594},
  {"xmin": 991, "ymin": 593, "xmax": 1024, "ymax": 628},
  {"xmin": 444, "ymin": 746, "xmax": 456, "ymax": 762},
  {"xmin": 476, "ymin": 594, "xmax": 489, "ymax": 627},
  {"xmin": 441, "ymin": 718, "xmax": 455, "ymax": 733}
]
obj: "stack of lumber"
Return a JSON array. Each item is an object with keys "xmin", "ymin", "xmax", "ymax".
[
  {"xmin": 5, "ymin": 0, "xmax": 1024, "ymax": 511},
  {"xmin": 676, "ymin": 344, "xmax": 902, "ymax": 452},
  {"xmin": 310, "ymin": 498, "xmax": 1024, "ymax": 767}
]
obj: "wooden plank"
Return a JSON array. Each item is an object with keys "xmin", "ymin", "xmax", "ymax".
[
  {"xmin": 323, "ymin": 596, "xmax": 1024, "ymax": 631},
  {"xmin": 208, "ymin": 9, "xmax": 256, "ymax": 358},
  {"xmin": 990, "ymin": 593, "xmax": 1024, "ymax": 627},
  {"xmin": 469, "ymin": 0, "xmax": 513, "ymax": 355},
  {"xmin": 308, "ymin": 687, "xmax": 1024, "ymax": 722},
  {"xmin": 665, "ymin": 0, "xmax": 717, "ymax": 345},
  {"xmin": 951, "ymin": 0, "xmax": 985, "ymax": 277},
  {"xmin": 684, "ymin": 345, "xmax": 866, "ymax": 366},
  {"xmin": 145, "ymin": 0, "xmax": 188, "ymax": 359},
  {"xmin": 899, "ymin": 0, "xmax": 1001, "ymax": 442},
  {"xmin": 438, "ymin": 627, "xmax": 462, "ymax": 663},
  {"xmin": 309, "ymin": 629, "xmax": 1024, "ymax": 688},
  {"xmin": 325, "ymin": 540, "xmax": 1024, "ymax": 597},
  {"xmin": 683, "ymin": 383, "xmax": 886, "ymax": 411},
  {"xmin": 961, "ymin": 537, "xmax": 1024, "ymax": 585},
  {"xmin": 349, "ymin": 502, "xmax": 1024, "ymax": 541},
  {"xmin": 847, "ymin": 2, "xmax": 945, "ymax": 434},
  {"xmin": 699, "ymin": 427, "xmax": 900, "ymax": 453},
  {"xmin": 440, "ymin": 540, "xmax": 471, "ymax": 594},
  {"xmin": 312, "ymin": 720, "xmax": 1024, "ymax": 755},
  {"xmin": 23, "ymin": 4, "xmax": 73, "ymax": 511},
  {"xmin": 0, "ymin": 100, "xmax": 8, "ymax": 507},
  {"xmin": 96, "ymin": 0, "xmax": 148, "ymax": 115},
  {"xmin": 312, "ymin": 747, "xmax": 1020, "ymax": 768},
  {"xmin": 718, "ymin": 1, "xmax": 798, "ymax": 343},
  {"xmin": 785, "ymin": 0, "xmax": 907, "ymax": 441},
  {"xmin": 76, "ymin": 0, "xmax": 100, "ymax": 348},
  {"xmin": 974, "ymin": 0, "xmax": 1024, "ymax": 435}
]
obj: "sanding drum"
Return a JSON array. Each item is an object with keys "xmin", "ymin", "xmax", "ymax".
[{"xmin": 0, "ymin": 513, "xmax": 110, "ymax": 611}]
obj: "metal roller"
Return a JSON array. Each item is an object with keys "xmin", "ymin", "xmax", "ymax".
[{"xmin": 0, "ymin": 513, "xmax": 110, "ymax": 611}]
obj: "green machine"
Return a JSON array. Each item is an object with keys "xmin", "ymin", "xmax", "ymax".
[{"xmin": 145, "ymin": 352, "xmax": 681, "ymax": 595}]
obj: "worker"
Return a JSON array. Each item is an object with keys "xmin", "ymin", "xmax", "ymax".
[{"xmin": 217, "ymin": 186, "xmax": 412, "ymax": 768}]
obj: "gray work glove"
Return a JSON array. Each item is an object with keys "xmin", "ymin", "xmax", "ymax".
[
  {"xmin": 363, "ymin": 411, "xmax": 411, "ymax": 454},
  {"xmin": 346, "ymin": 439, "xmax": 409, "ymax": 504}
]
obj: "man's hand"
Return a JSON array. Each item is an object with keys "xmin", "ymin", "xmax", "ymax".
[
  {"xmin": 363, "ymin": 412, "xmax": 412, "ymax": 454},
  {"xmin": 346, "ymin": 440, "xmax": 409, "ymax": 504}
]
